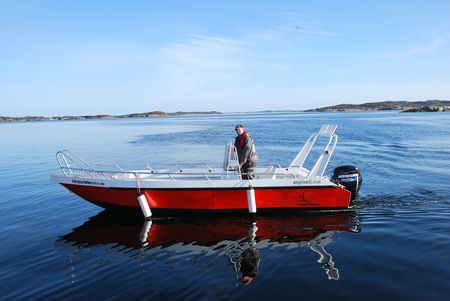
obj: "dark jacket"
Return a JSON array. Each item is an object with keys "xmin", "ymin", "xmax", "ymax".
[{"xmin": 234, "ymin": 131, "xmax": 257, "ymax": 165}]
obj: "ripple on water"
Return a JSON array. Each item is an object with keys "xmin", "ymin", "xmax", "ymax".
[{"xmin": 1, "ymin": 112, "xmax": 450, "ymax": 300}]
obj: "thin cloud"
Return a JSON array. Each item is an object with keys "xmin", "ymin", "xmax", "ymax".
[
  {"xmin": 299, "ymin": 29, "xmax": 340, "ymax": 37},
  {"xmin": 368, "ymin": 33, "xmax": 448, "ymax": 60},
  {"xmin": 154, "ymin": 34, "xmax": 248, "ymax": 95},
  {"xmin": 273, "ymin": 10, "xmax": 341, "ymax": 37},
  {"xmin": 159, "ymin": 34, "xmax": 247, "ymax": 67},
  {"xmin": 154, "ymin": 30, "xmax": 295, "ymax": 95},
  {"xmin": 240, "ymin": 26, "xmax": 289, "ymax": 41}
]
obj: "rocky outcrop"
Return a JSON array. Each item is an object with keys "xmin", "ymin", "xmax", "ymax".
[
  {"xmin": 0, "ymin": 115, "xmax": 114, "ymax": 122},
  {"xmin": 306, "ymin": 100, "xmax": 450, "ymax": 112},
  {"xmin": 402, "ymin": 105, "xmax": 450, "ymax": 112}
]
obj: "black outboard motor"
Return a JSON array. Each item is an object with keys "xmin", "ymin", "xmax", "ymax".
[{"xmin": 331, "ymin": 165, "xmax": 362, "ymax": 200}]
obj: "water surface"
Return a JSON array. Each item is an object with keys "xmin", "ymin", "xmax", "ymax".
[{"xmin": 0, "ymin": 111, "xmax": 449, "ymax": 300}]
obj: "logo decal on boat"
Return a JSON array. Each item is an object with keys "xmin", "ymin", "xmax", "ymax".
[
  {"xmin": 293, "ymin": 180, "xmax": 321, "ymax": 185},
  {"xmin": 72, "ymin": 179, "xmax": 105, "ymax": 186}
]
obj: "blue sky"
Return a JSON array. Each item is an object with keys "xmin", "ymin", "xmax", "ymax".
[{"xmin": 1, "ymin": 0, "xmax": 450, "ymax": 116}]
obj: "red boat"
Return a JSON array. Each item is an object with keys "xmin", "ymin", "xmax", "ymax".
[{"xmin": 51, "ymin": 124, "xmax": 362, "ymax": 217}]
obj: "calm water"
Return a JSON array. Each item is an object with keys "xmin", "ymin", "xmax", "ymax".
[{"xmin": 0, "ymin": 111, "xmax": 449, "ymax": 300}]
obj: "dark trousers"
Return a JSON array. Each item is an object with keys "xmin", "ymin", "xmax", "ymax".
[{"xmin": 241, "ymin": 161, "xmax": 256, "ymax": 180}]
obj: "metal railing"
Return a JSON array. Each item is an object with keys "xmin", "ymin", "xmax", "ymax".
[
  {"xmin": 56, "ymin": 161, "xmax": 304, "ymax": 182},
  {"xmin": 289, "ymin": 124, "xmax": 338, "ymax": 178},
  {"xmin": 57, "ymin": 166, "xmax": 242, "ymax": 181},
  {"xmin": 55, "ymin": 125, "xmax": 339, "ymax": 183}
]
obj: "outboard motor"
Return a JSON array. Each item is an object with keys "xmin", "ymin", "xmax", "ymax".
[{"xmin": 331, "ymin": 165, "xmax": 362, "ymax": 200}]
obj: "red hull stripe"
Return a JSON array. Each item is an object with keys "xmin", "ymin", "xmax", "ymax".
[{"xmin": 63, "ymin": 184, "xmax": 351, "ymax": 210}]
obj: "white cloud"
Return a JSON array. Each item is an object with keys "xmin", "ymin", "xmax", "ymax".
[
  {"xmin": 299, "ymin": 29, "xmax": 340, "ymax": 37},
  {"xmin": 158, "ymin": 34, "xmax": 247, "ymax": 68},
  {"xmin": 38, "ymin": 21, "xmax": 339, "ymax": 112},
  {"xmin": 155, "ymin": 34, "xmax": 249, "ymax": 96},
  {"xmin": 368, "ymin": 33, "xmax": 449, "ymax": 60}
]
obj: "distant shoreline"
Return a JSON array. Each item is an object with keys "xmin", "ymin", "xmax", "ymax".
[
  {"xmin": 0, "ymin": 111, "xmax": 221, "ymax": 123},
  {"xmin": 305, "ymin": 100, "xmax": 450, "ymax": 113},
  {"xmin": 2, "ymin": 100, "xmax": 450, "ymax": 123}
]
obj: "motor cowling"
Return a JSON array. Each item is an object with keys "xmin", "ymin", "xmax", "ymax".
[{"xmin": 331, "ymin": 165, "xmax": 362, "ymax": 200}]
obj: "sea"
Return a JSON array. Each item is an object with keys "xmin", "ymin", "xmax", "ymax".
[{"xmin": 0, "ymin": 111, "xmax": 449, "ymax": 300}]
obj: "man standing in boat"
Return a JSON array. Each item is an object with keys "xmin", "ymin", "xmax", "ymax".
[{"xmin": 234, "ymin": 124, "xmax": 257, "ymax": 179}]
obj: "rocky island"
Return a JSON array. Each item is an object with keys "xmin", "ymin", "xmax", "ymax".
[
  {"xmin": 0, "ymin": 111, "xmax": 221, "ymax": 123},
  {"xmin": 306, "ymin": 100, "xmax": 450, "ymax": 113}
]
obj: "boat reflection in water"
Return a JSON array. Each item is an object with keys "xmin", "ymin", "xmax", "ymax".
[{"xmin": 58, "ymin": 211, "xmax": 360, "ymax": 283}]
